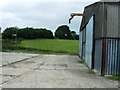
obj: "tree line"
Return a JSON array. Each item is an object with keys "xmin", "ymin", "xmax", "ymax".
[
  {"xmin": 2, "ymin": 25, "xmax": 79, "ymax": 40},
  {"xmin": 2, "ymin": 27, "xmax": 54, "ymax": 39}
]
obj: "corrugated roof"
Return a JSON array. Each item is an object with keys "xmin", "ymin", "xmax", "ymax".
[
  {"xmin": 100, "ymin": 0, "xmax": 120, "ymax": 2},
  {"xmin": 80, "ymin": 2, "xmax": 119, "ymax": 31},
  {"xmin": 80, "ymin": 2, "xmax": 101, "ymax": 31}
]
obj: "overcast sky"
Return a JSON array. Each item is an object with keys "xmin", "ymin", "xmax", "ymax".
[{"xmin": 0, "ymin": 0, "xmax": 100, "ymax": 34}]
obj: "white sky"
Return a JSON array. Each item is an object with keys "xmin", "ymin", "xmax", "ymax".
[{"xmin": 0, "ymin": 0, "xmax": 100, "ymax": 34}]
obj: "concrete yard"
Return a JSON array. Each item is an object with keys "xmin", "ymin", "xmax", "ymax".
[
  {"xmin": 0, "ymin": 52, "xmax": 119, "ymax": 88},
  {"xmin": 1, "ymin": 52, "xmax": 39, "ymax": 67}
]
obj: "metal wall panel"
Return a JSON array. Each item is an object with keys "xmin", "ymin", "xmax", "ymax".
[
  {"xmin": 80, "ymin": 2, "xmax": 120, "ymax": 39},
  {"xmin": 82, "ymin": 43, "xmax": 86, "ymax": 60},
  {"xmin": 82, "ymin": 28, "xmax": 86, "ymax": 59},
  {"xmin": 94, "ymin": 3, "xmax": 103, "ymax": 39},
  {"xmin": 119, "ymin": 4, "xmax": 120, "ymax": 37},
  {"xmin": 80, "ymin": 2, "xmax": 103, "ymax": 39},
  {"xmin": 85, "ymin": 16, "xmax": 93, "ymax": 69},
  {"xmin": 82, "ymin": 28, "xmax": 86, "ymax": 43},
  {"xmin": 79, "ymin": 31, "xmax": 82, "ymax": 57},
  {"xmin": 106, "ymin": 4, "xmax": 119, "ymax": 37},
  {"xmin": 105, "ymin": 39, "xmax": 120, "ymax": 75},
  {"xmin": 80, "ymin": 2, "xmax": 120, "ymax": 76},
  {"xmin": 94, "ymin": 39, "xmax": 102, "ymax": 74}
]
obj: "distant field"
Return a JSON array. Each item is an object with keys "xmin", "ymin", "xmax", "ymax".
[{"xmin": 20, "ymin": 39, "xmax": 79, "ymax": 55}]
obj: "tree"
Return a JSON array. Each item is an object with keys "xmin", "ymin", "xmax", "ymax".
[
  {"xmin": 71, "ymin": 31, "xmax": 76, "ymax": 35},
  {"xmin": 55, "ymin": 25, "xmax": 73, "ymax": 39},
  {"xmin": 2, "ymin": 27, "xmax": 19, "ymax": 39},
  {"xmin": 74, "ymin": 35, "xmax": 79, "ymax": 40},
  {"xmin": 2, "ymin": 27, "xmax": 54, "ymax": 39},
  {"xmin": 70, "ymin": 31, "xmax": 79, "ymax": 40}
]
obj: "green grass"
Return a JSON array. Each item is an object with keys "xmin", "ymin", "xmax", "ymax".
[
  {"xmin": 19, "ymin": 39, "xmax": 79, "ymax": 55},
  {"xmin": 106, "ymin": 75, "xmax": 120, "ymax": 81},
  {"xmin": 78, "ymin": 60, "xmax": 84, "ymax": 64}
]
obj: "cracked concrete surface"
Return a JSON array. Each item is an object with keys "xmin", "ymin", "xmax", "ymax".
[
  {"xmin": 1, "ymin": 52, "xmax": 39, "ymax": 67},
  {"xmin": 0, "ymin": 52, "xmax": 119, "ymax": 88}
]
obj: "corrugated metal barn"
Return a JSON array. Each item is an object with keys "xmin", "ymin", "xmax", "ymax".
[{"xmin": 79, "ymin": 1, "xmax": 120, "ymax": 76}]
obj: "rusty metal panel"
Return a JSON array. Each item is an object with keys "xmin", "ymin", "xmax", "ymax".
[
  {"xmin": 82, "ymin": 28, "xmax": 86, "ymax": 60},
  {"xmin": 106, "ymin": 4, "xmax": 119, "ymax": 38},
  {"xmin": 94, "ymin": 39, "xmax": 102, "ymax": 75},
  {"xmin": 82, "ymin": 28, "xmax": 86, "ymax": 43},
  {"xmin": 105, "ymin": 39, "xmax": 120, "ymax": 75},
  {"xmin": 85, "ymin": 16, "xmax": 93, "ymax": 69},
  {"xmin": 82, "ymin": 43, "xmax": 86, "ymax": 60}
]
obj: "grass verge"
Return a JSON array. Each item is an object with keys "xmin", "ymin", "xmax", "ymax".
[
  {"xmin": 78, "ymin": 60, "xmax": 84, "ymax": 64},
  {"xmin": 2, "ymin": 39, "xmax": 79, "ymax": 55},
  {"xmin": 106, "ymin": 75, "xmax": 120, "ymax": 81}
]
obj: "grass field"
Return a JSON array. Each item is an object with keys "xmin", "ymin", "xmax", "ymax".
[{"xmin": 20, "ymin": 39, "xmax": 79, "ymax": 55}]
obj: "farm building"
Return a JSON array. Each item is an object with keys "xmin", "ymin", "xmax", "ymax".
[{"xmin": 79, "ymin": 1, "xmax": 120, "ymax": 76}]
